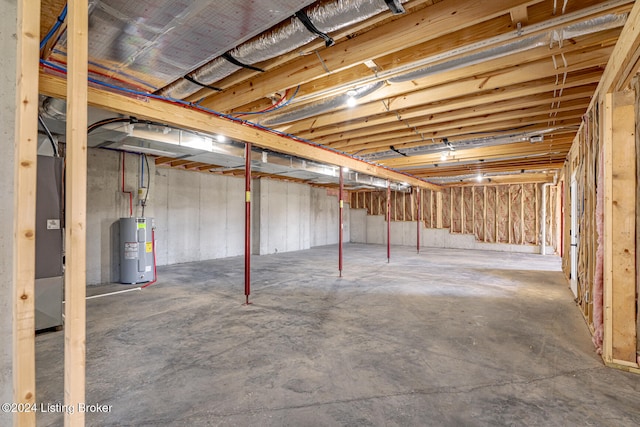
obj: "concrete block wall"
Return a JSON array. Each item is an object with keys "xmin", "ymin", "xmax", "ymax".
[
  {"xmin": 350, "ymin": 209, "xmax": 540, "ymax": 254},
  {"xmin": 257, "ymin": 179, "xmax": 311, "ymax": 255},
  {"xmin": 86, "ymin": 148, "xmax": 350, "ymax": 284},
  {"xmin": 310, "ymin": 187, "xmax": 350, "ymax": 246}
]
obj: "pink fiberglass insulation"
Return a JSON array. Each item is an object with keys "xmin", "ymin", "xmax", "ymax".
[
  {"xmin": 451, "ymin": 187, "xmax": 462, "ymax": 233},
  {"xmin": 523, "ymin": 184, "xmax": 536, "ymax": 244},
  {"xmin": 442, "ymin": 189, "xmax": 451, "ymax": 229},
  {"xmin": 485, "ymin": 186, "xmax": 496, "ymax": 243},
  {"xmin": 593, "ymin": 146, "xmax": 604, "ymax": 353},
  {"xmin": 510, "ymin": 185, "xmax": 523, "ymax": 244},
  {"xmin": 497, "ymin": 186, "xmax": 509, "ymax": 243},
  {"xmin": 424, "ymin": 190, "xmax": 432, "ymax": 228},
  {"xmin": 464, "ymin": 189, "xmax": 474, "ymax": 235}
]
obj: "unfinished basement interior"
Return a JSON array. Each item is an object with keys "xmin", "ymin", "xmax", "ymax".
[{"xmin": 2, "ymin": 0, "xmax": 640, "ymax": 425}]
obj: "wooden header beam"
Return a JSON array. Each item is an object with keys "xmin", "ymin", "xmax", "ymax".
[{"xmin": 39, "ymin": 73, "xmax": 441, "ymax": 191}]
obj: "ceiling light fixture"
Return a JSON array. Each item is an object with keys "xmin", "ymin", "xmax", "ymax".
[
  {"xmin": 440, "ymin": 151, "xmax": 449, "ymax": 161},
  {"xmin": 345, "ymin": 90, "xmax": 358, "ymax": 108},
  {"xmin": 476, "ymin": 173, "xmax": 483, "ymax": 183},
  {"xmin": 216, "ymin": 134, "xmax": 227, "ymax": 143}
]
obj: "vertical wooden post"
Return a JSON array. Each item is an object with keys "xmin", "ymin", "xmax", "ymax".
[
  {"xmin": 483, "ymin": 186, "xmax": 488, "ymax": 242},
  {"xmin": 450, "ymin": 188, "xmax": 453, "ymax": 230},
  {"xmin": 12, "ymin": 0, "xmax": 40, "ymax": 424},
  {"xmin": 436, "ymin": 191, "xmax": 443, "ymax": 228},
  {"xmin": 521, "ymin": 184, "xmax": 525, "ymax": 245},
  {"xmin": 471, "ymin": 187, "xmax": 475, "ymax": 236},
  {"xmin": 603, "ymin": 91, "xmax": 637, "ymax": 364},
  {"xmin": 535, "ymin": 184, "xmax": 539, "ymax": 245},
  {"xmin": 495, "ymin": 187, "xmax": 499, "ymax": 242},
  {"xmin": 461, "ymin": 187, "xmax": 465, "ymax": 234},
  {"xmin": 508, "ymin": 186, "xmax": 513, "ymax": 244},
  {"xmin": 64, "ymin": 1, "xmax": 88, "ymax": 425},
  {"xmin": 430, "ymin": 190, "xmax": 434, "ymax": 227}
]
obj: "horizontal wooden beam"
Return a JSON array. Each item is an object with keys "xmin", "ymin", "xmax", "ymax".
[{"xmin": 39, "ymin": 72, "xmax": 441, "ymax": 191}]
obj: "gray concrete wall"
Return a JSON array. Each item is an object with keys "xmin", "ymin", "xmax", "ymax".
[
  {"xmin": 85, "ymin": 149, "xmax": 348, "ymax": 283},
  {"xmin": 257, "ymin": 179, "xmax": 311, "ymax": 255},
  {"xmin": 0, "ymin": 0, "xmax": 16, "ymax": 416},
  {"xmin": 351, "ymin": 211, "xmax": 540, "ymax": 254},
  {"xmin": 310, "ymin": 187, "xmax": 349, "ymax": 246},
  {"xmin": 87, "ymin": 148, "xmax": 248, "ymax": 284}
]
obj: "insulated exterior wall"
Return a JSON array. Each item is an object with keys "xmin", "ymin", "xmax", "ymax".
[
  {"xmin": 473, "ymin": 187, "xmax": 485, "ymax": 242},
  {"xmin": 351, "ymin": 183, "xmax": 552, "ymax": 249},
  {"xmin": 510, "ymin": 185, "xmax": 523, "ymax": 245},
  {"xmin": 464, "ymin": 188, "xmax": 474, "ymax": 235},
  {"xmin": 451, "ymin": 187, "xmax": 462, "ymax": 233},
  {"xmin": 523, "ymin": 184, "xmax": 537, "ymax": 245},
  {"xmin": 497, "ymin": 186, "xmax": 509, "ymax": 243},
  {"xmin": 485, "ymin": 186, "xmax": 496, "ymax": 243},
  {"xmin": 441, "ymin": 189, "xmax": 451, "ymax": 229}
]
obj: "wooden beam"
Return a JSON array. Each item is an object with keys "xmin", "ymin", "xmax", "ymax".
[
  {"xmin": 12, "ymin": 0, "xmax": 40, "ymax": 424},
  {"xmin": 602, "ymin": 91, "xmax": 637, "ymax": 364},
  {"xmin": 597, "ymin": 0, "xmax": 640, "ymax": 94},
  {"xmin": 286, "ymin": 50, "xmax": 608, "ymax": 135},
  {"xmin": 297, "ymin": 86, "xmax": 597, "ymax": 140},
  {"xmin": 64, "ymin": 0, "xmax": 88, "ymax": 425},
  {"xmin": 200, "ymin": 0, "xmax": 543, "ymax": 112},
  {"xmin": 39, "ymin": 73, "xmax": 441, "ymax": 191},
  {"xmin": 288, "ymin": 70, "xmax": 603, "ymax": 136}
]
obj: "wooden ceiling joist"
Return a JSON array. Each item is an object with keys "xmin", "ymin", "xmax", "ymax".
[{"xmin": 200, "ymin": 0, "xmax": 544, "ymax": 112}]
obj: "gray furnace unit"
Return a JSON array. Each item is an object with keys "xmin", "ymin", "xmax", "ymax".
[
  {"xmin": 120, "ymin": 217, "xmax": 155, "ymax": 284},
  {"xmin": 35, "ymin": 155, "xmax": 64, "ymax": 331}
]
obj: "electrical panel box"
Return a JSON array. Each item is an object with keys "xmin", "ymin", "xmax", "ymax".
[{"xmin": 120, "ymin": 217, "xmax": 155, "ymax": 284}]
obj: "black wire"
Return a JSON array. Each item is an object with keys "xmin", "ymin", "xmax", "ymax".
[{"xmin": 38, "ymin": 115, "xmax": 59, "ymax": 157}]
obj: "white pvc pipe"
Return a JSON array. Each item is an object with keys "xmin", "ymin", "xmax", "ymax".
[
  {"xmin": 541, "ymin": 183, "xmax": 554, "ymax": 255},
  {"xmin": 63, "ymin": 287, "xmax": 142, "ymax": 302}
]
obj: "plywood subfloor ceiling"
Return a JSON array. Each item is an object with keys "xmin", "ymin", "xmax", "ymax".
[{"xmin": 40, "ymin": 0, "xmax": 633, "ymax": 186}]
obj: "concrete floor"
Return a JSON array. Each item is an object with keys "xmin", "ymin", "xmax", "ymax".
[{"xmin": 36, "ymin": 244, "xmax": 640, "ymax": 426}]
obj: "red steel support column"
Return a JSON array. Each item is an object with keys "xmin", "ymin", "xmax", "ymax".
[
  {"xmin": 244, "ymin": 142, "xmax": 251, "ymax": 304},
  {"xmin": 387, "ymin": 181, "xmax": 391, "ymax": 263},
  {"xmin": 416, "ymin": 188, "xmax": 421, "ymax": 253},
  {"xmin": 339, "ymin": 167, "xmax": 344, "ymax": 277}
]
